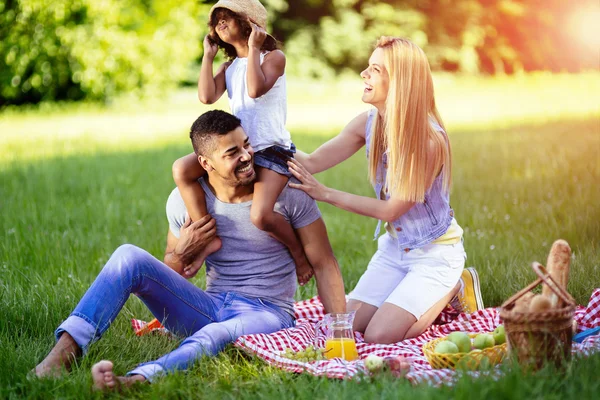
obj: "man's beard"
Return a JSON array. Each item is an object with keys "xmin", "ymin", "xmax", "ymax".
[
  {"xmin": 221, "ymin": 160, "xmax": 256, "ymax": 187},
  {"xmin": 235, "ymin": 171, "xmax": 256, "ymax": 186}
]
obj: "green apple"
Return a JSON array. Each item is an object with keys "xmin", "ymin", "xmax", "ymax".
[
  {"xmin": 447, "ymin": 331, "xmax": 472, "ymax": 353},
  {"xmin": 493, "ymin": 325, "xmax": 506, "ymax": 345},
  {"xmin": 364, "ymin": 354, "xmax": 384, "ymax": 372},
  {"xmin": 478, "ymin": 355, "xmax": 492, "ymax": 370},
  {"xmin": 455, "ymin": 354, "xmax": 477, "ymax": 371},
  {"xmin": 434, "ymin": 340, "xmax": 459, "ymax": 354},
  {"xmin": 473, "ymin": 333, "xmax": 495, "ymax": 349}
]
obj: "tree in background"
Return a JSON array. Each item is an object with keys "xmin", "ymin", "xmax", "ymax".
[
  {"xmin": 270, "ymin": 0, "xmax": 599, "ymax": 77},
  {"xmin": 472, "ymin": 0, "xmax": 599, "ymax": 74},
  {"xmin": 2, "ymin": 0, "xmax": 597, "ymax": 105},
  {"xmin": 271, "ymin": 0, "xmax": 430, "ymax": 78},
  {"xmin": 0, "ymin": 0, "xmax": 205, "ymax": 105}
]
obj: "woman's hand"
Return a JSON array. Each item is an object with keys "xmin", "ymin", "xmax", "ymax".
[{"xmin": 287, "ymin": 158, "xmax": 329, "ymax": 201}]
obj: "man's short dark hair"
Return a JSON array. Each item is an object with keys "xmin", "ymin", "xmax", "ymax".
[{"xmin": 190, "ymin": 110, "xmax": 242, "ymax": 156}]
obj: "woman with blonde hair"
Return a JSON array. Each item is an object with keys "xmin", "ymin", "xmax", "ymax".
[{"xmin": 288, "ymin": 37, "xmax": 483, "ymax": 344}]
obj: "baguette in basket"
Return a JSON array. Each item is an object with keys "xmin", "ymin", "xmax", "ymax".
[
  {"xmin": 500, "ymin": 262, "xmax": 576, "ymax": 370},
  {"xmin": 542, "ymin": 240, "xmax": 571, "ymax": 307}
]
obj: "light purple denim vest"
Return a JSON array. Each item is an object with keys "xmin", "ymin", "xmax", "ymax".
[{"xmin": 365, "ymin": 109, "xmax": 454, "ymax": 251}]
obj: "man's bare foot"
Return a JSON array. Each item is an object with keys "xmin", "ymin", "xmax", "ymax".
[
  {"xmin": 33, "ymin": 332, "xmax": 81, "ymax": 378},
  {"xmin": 31, "ymin": 365, "xmax": 63, "ymax": 379},
  {"xmin": 183, "ymin": 237, "xmax": 222, "ymax": 278},
  {"xmin": 91, "ymin": 360, "xmax": 146, "ymax": 391}
]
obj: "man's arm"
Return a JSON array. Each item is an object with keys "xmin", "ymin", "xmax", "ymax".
[
  {"xmin": 164, "ymin": 215, "xmax": 217, "ymax": 278},
  {"xmin": 296, "ymin": 218, "xmax": 346, "ymax": 314},
  {"xmin": 164, "ymin": 229, "xmax": 185, "ymax": 274}
]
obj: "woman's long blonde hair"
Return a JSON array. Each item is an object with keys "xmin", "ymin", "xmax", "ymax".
[{"xmin": 368, "ymin": 37, "xmax": 451, "ymax": 203}]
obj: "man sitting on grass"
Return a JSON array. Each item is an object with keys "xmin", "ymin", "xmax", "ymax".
[{"xmin": 33, "ymin": 110, "xmax": 346, "ymax": 389}]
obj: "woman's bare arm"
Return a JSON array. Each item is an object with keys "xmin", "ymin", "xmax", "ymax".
[{"xmin": 295, "ymin": 111, "xmax": 368, "ymax": 174}]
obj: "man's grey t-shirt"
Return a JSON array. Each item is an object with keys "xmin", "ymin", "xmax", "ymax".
[{"xmin": 166, "ymin": 177, "xmax": 321, "ymax": 316}]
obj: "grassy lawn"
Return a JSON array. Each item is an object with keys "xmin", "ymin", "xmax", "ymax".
[{"xmin": 1, "ymin": 74, "xmax": 599, "ymax": 398}]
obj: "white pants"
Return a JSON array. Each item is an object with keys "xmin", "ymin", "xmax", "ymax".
[{"xmin": 348, "ymin": 234, "xmax": 466, "ymax": 320}]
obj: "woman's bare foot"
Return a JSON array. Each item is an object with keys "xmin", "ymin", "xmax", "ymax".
[
  {"xmin": 91, "ymin": 360, "xmax": 146, "ymax": 391},
  {"xmin": 33, "ymin": 332, "xmax": 81, "ymax": 378}
]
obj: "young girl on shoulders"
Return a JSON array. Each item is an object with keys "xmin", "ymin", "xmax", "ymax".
[{"xmin": 172, "ymin": 0, "xmax": 312, "ymax": 283}]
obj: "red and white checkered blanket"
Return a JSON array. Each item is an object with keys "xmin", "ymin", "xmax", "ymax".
[{"xmin": 132, "ymin": 288, "xmax": 600, "ymax": 385}]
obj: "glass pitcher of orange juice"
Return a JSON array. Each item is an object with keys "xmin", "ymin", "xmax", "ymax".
[{"xmin": 317, "ymin": 312, "xmax": 358, "ymax": 361}]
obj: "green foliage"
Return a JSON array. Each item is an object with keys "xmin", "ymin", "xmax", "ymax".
[
  {"xmin": 0, "ymin": 0, "xmax": 206, "ymax": 105},
  {"xmin": 2, "ymin": 0, "xmax": 598, "ymax": 105},
  {"xmin": 281, "ymin": 1, "xmax": 429, "ymax": 77},
  {"xmin": 275, "ymin": 0, "xmax": 599, "ymax": 76}
]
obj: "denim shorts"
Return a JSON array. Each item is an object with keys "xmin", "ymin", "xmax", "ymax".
[{"xmin": 254, "ymin": 143, "xmax": 296, "ymax": 177}]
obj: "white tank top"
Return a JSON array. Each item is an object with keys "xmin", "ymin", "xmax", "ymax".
[{"xmin": 225, "ymin": 52, "xmax": 291, "ymax": 152}]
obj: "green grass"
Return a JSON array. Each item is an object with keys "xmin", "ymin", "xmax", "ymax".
[{"xmin": 1, "ymin": 74, "xmax": 600, "ymax": 398}]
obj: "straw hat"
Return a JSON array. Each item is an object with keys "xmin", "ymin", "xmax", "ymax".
[{"xmin": 209, "ymin": 0, "xmax": 268, "ymax": 29}]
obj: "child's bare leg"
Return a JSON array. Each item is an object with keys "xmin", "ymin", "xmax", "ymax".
[
  {"xmin": 33, "ymin": 332, "xmax": 81, "ymax": 378},
  {"xmin": 172, "ymin": 153, "xmax": 221, "ymax": 267},
  {"xmin": 91, "ymin": 360, "xmax": 146, "ymax": 391},
  {"xmin": 173, "ymin": 153, "xmax": 209, "ymax": 222},
  {"xmin": 250, "ymin": 167, "xmax": 314, "ymax": 285}
]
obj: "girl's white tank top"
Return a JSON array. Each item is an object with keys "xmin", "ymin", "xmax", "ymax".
[{"xmin": 225, "ymin": 52, "xmax": 291, "ymax": 152}]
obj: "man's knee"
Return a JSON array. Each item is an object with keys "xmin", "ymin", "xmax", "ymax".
[
  {"xmin": 104, "ymin": 244, "xmax": 149, "ymax": 274},
  {"xmin": 112, "ymin": 243, "xmax": 146, "ymax": 259}
]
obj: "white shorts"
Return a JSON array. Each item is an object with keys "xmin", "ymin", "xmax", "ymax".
[{"xmin": 348, "ymin": 233, "xmax": 466, "ymax": 320}]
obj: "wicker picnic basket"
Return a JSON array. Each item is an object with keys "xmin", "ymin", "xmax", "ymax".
[
  {"xmin": 423, "ymin": 333, "xmax": 507, "ymax": 370},
  {"xmin": 499, "ymin": 262, "xmax": 575, "ymax": 370}
]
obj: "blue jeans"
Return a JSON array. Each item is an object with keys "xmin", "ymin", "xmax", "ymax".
[
  {"xmin": 55, "ymin": 244, "xmax": 295, "ymax": 381},
  {"xmin": 254, "ymin": 143, "xmax": 296, "ymax": 177}
]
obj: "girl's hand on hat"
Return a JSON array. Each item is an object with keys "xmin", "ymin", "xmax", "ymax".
[
  {"xmin": 287, "ymin": 158, "xmax": 328, "ymax": 202},
  {"xmin": 203, "ymin": 35, "xmax": 219, "ymax": 60},
  {"xmin": 248, "ymin": 20, "xmax": 266, "ymax": 50}
]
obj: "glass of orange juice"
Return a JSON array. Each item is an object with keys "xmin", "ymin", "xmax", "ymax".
[
  {"xmin": 317, "ymin": 312, "xmax": 358, "ymax": 361},
  {"xmin": 324, "ymin": 337, "xmax": 359, "ymax": 361}
]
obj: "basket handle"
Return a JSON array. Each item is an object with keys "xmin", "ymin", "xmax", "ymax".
[
  {"xmin": 501, "ymin": 276, "xmax": 543, "ymax": 309},
  {"xmin": 531, "ymin": 262, "xmax": 575, "ymax": 306},
  {"xmin": 501, "ymin": 262, "xmax": 576, "ymax": 309}
]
